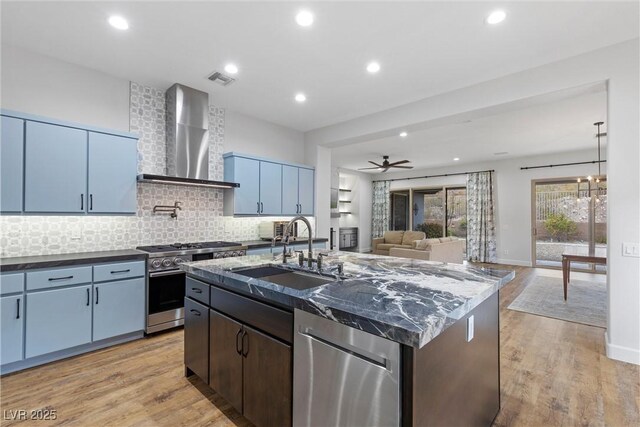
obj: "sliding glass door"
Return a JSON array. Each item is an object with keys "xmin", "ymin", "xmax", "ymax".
[
  {"xmin": 532, "ymin": 178, "xmax": 607, "ymax": 271},
  {"xmin": 411, "ymin": 186, "xmax": 467, "ymax": 255},
  {"xmin": 390, "ymin": 191, "xmax": 409, "ymax": 231}
]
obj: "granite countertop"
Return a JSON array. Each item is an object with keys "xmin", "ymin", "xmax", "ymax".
[
  {"xmin": 182, "ymin": 251, "xmax": 514, "ymax": 349},
  {"xmin": 241, "ymin": 238, "xmax": 329, "ymax": 249},
  {"xmin": 0, "ymin": 249, "xmax": 147, "ymax": 272}
]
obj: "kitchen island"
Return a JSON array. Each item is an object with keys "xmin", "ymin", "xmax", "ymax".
[{"xmin": 182, "ymin": 251, "xmax": 514, "ymax": 427}]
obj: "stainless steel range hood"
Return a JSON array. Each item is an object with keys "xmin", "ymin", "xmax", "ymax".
[{"xmin": 137, "ymin": 83, "xmax": 239, "ymax": 189}]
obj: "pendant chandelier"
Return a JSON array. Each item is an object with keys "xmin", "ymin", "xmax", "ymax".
[{"xmin": 577, "ymin": 121, "xmax": 605, "ymax": 202}]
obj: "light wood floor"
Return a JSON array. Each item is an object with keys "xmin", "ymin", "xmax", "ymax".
[{"xmin": 1, "ymin": 266, "xmax": 638, "ymax": 427}]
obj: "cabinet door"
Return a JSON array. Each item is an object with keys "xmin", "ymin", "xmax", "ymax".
[
  {"xmin": 93, "ymin": 278, "xmax": 145, "ymax": 341},
  {"xmin": 0, "ymin": 116, "xmax": 24, "ymax": 213},
  {"xmin": 298, "ymin": 168, "xmax": 314, "ymax": 215},
  {"xmin": 259, "ymin": 161, "xmax": 282, "ymax": 215},
  {"xmin": 25, "ymin": 285, "xmax": 92, "ymax": 358},
  {"xmin": 231, "ymin": 157, "xmax": 261, "ymax": 215},
  {"xmin": 88, "ymin": 132, "xmax": 137, "ymax": 214},
  {"xmin": 209, "ymin": 310, "xmax": 243, "ymax": 412},
  {"xmin": 243, "ymin": 325, "xmax": 292, "ymax": 427},
  {"xmin": 184, "ymin": 298, "xmax": 209, "ymax": 383},
  {"xmin": 281, "ymin": 165, "xmax": 299, "ymax": 215},
  {"xmin": 1, "ymin": 295, "xmax": 24, "ymax": 365},
  {"xmin": 247, "ymin": 247, "xmax": 273, "ymax": 256},
  {"xmin": 24, "ymin": 122, "xmax": 87, "ymax": 213}
]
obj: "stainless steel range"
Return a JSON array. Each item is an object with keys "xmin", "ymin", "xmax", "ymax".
[{"xmin": 137, "ymin": 241, "xmax": 247, "ymax": 333}]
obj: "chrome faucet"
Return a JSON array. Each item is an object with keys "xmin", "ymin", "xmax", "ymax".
[{"xmin": 284, "ymin": 215, "xmax": 314, "ymax": 268}]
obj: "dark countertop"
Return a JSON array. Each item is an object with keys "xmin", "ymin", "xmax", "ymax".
[
  {"xmin": 182, "ymin": 251, "xmax": 514, "ymax": 349},
  {"xmin": 0, "ymin": 249, "xmax": 147, "ymax": 272},
  {"xmin": 241, "ymin": 238, "xmax": 329, "ymax": 249}
]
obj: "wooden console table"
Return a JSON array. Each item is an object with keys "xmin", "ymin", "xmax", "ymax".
[{"xmin": 561, "ymin": 253, "xmax": 607, "ymax": 300}]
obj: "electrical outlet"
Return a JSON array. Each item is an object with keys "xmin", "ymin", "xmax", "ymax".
[
  {"xmin": 503, "ymin": 249, "xmax": 509, "ymax": 255},
  {"xmin": 622, "ymin": 242, "xmax": 640, "ymax": 258},
  {"xmin": 70, "ymin": 226, "xmax": 82, "ymax": 240}
]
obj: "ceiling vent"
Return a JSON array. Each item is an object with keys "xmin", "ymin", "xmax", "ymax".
[{"xmin": 207, "ymin": 71, "xmax": 236, "ymax": 86}]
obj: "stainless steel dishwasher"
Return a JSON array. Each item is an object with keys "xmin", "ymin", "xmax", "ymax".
[{"xmin": 293, "ymin": 309, "xmax": 400, "ymax": 427}]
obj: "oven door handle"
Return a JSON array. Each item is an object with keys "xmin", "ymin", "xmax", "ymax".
[{"xmin": 149, "ymin": 269, "xmax": 185, "ymax": 278}]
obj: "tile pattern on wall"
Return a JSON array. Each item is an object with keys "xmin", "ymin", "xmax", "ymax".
[{"xmin": 0, "ymin": 82, "xmax": 311, "ymax": 258}]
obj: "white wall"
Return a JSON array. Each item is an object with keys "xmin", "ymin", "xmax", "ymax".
[
  {"xmin": 0, "ymin": 44, "xmax": 130, "ymax": 131},
  {"xmin": 305, "ymin": 143, "xmax": 332, "ymax": 240},
  {"xmin": 307, "ymin": 39, "xmax": 640, "ymax": 365},
  {"xmin": 338, "ymin": 169, "xmax": 372, "ymax": 252},
  {"xmin": 385, "ymin": 149, "xmax": 606, "ymax": 266},
  {"xmin": 225, "ymin": 110, "xmax": 305, "ymax": 164}
]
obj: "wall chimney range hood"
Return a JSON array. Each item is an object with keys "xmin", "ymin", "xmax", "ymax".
[{"xmin": 137, "ymin": 83, "xmax": 239, "ymax": 189}]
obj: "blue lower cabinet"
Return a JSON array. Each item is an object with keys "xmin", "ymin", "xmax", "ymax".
[
  {"xmin": 25, "ymin": 285, "xmax": 93, "ymax": 358},
  {"xmin": 93, "ymin": 278, "xmax": 145, "ymax": 341},
  {"xmin": 247, "ymin": 247, "xmax": 273, "ymax": 256},
  {"xmin": 1, "ymin": 295, "xmax": 24, "ymax": 364}
]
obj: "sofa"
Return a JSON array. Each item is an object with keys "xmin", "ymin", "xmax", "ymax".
[
  {"xmin": 389, "ymin": 237, "xmax": 466, "ymax": 264},
  {"xmin": 372, "ymin": 230, "xmax": 426, "ymax": 256}
]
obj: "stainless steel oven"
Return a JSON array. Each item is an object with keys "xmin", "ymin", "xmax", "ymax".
[
  {"xmin": 148, "ymin": 268, "xmax": 188, "ymax": 333},
  {"xmin": 137, "ymin": 242, "xmax": 247, "ymax": 334}
]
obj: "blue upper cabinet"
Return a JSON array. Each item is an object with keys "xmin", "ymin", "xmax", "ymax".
[
  {"xmin": 281, "ymin": 165, "xmax": 314, "ymax": 216},
  {"xmin": 0, "ymin": 116, "xmax": 24, "ymax": 213},
  {"xmin": 298, "ymin": 167, "xmax": 315, "ymax": 215},
  {"xmin": 282, "ymin": 165, "xmax": 299, "ymax": 215},
  {"xmin": 88, "ymin": 132, "xmax": 137, "ymax": 214},
  {"xmin": 24, "ymin": 122, "xmax": 88, "ymax": 213},
  {"xmin": 1, "ymin": 110, "xmax": 138, "ymax": 215},
  {"xmin": 259, "ymin": 162, "xmax": 282, "ymax": 215},
  {"xmin": 224, "ymin": 153, "xmax": 314, "ymax": 217},
  {"xmin": 225, "ymin": 156, "xmax": 261, "ymax": 215}
]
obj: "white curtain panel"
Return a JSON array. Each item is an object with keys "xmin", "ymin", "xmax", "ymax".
[
  {"xmin": 466, "ymin": 171, "xmax": 497, "ymax": 263},
  {"xmin": 371, "ymin": 180, "xmax": 391, "ymax": 238}
]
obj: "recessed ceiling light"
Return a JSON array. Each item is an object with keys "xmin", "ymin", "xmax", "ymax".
[
  {"xmin": 399, "ymin": 132, "xmax": 408, "ymax": 137},
  {"xmin": 296, "ymin": 10, "xmax": 314, "ymax": 27},
  {"xmin": 366, "ymin": 62, "xmax": 381, "ymax": 73},
  {"xmin": 295, "ymin": 93, "xmax": 307, "ymax": 103},
  {"xmin": 453, "ymin": 157, "xmax": 460, "ymax": 161},
  {"xmin": 224, "ymin": 63, "xmax": 239, "ymax": 74},
  {"xmin": 108, "ymin": 15, "xmax": 129, "ymax": 30},
  {"xmin": 486, "ymin": 10, "xmax": 506, "ymax": 25}
]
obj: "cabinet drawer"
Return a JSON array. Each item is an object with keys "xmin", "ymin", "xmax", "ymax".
[
  {"xmin": 1, "ymin": 273, "xmax": 25, "ymax": 295},
  {"xmin": 26, "ymin": 266, "xmax": 92, "ymax": 291},
  {"xmin": 93, "ymin": 261, "xmax": 145, "ymax": 283},
  {"xmin": 211, "ymin": 286, "xmax": 293, "ymax": 343},
  {"xmin": 186, "ymin": 277, "xmax": 210, "ymax": 305}
]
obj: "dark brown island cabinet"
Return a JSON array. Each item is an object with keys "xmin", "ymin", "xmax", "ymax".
[
  {"xmin": 184, "ymin": 275, "xmax": 500, "ymax": 427},
  {"xmin": 184, "ymin": 277, "xmax": 292, "ymax": 427}
]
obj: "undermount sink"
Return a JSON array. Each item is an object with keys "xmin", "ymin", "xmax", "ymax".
[{"xmin": 231, "ymin": 265, "xmax": 336, "ymax": 290}]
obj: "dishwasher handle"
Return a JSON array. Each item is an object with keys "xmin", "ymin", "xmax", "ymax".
[{"xmin": 298, "ymin": 327, "xmax": 391, "ymax": 371}]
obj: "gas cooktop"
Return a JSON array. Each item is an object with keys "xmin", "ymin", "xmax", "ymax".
[{"xmin": 137, "ymin": 241, "xmax": 244, "ymax": 254}]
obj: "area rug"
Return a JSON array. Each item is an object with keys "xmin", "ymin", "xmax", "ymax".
[{"xmin": 508, "ymin": 276, "xmax": 606, "ymax": 328}]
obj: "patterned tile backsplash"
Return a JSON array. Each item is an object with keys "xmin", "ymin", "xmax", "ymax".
[{"xmin": 0, "ymin": 82, "xmax": 312, "ymax": 258}]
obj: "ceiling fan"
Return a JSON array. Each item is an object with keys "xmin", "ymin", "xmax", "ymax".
[{"xmin": 358, "ymin": 155, "xmax": 413, "ymax": 172}]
